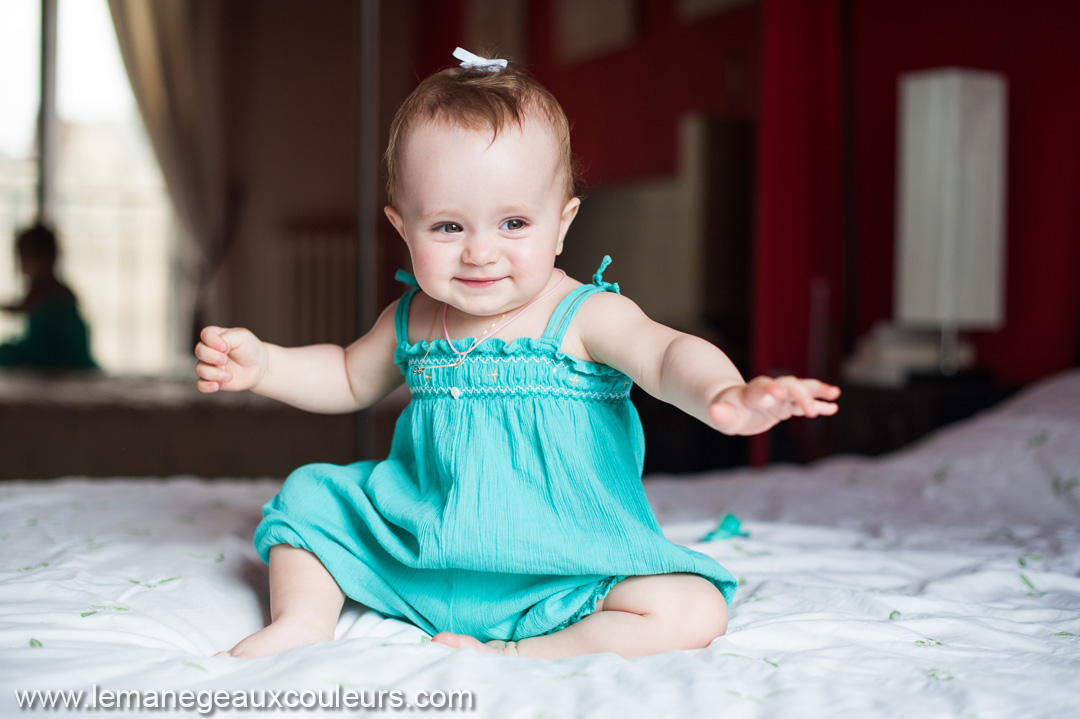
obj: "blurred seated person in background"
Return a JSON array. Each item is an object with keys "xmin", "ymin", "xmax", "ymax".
[{"xmin": 0, "ymin": 223, "xmax": 97, "ymax": 370}]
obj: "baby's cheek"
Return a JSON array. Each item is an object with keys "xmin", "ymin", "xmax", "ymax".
[{"xmin": 407, "ymin": 257, "xmax": 443, "ymax": 289}]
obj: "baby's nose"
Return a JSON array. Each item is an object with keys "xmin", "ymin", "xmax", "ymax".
[{"xmin": 462, "ymin": 234, "xmax": 498, "ymax": 264}]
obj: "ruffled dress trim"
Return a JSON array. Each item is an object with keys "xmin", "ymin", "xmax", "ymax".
[{"xmin": 540, "ymin": 575, "xmax": 627, "ymax": 636}]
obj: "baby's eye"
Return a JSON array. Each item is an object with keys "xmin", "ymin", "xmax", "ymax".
[
  {"xmin": 501, "ymin": 218, "xmax": 527, "ymax": 231},
  {"xmin": 436, "ymin": 223, "xmax": 463, "ymax": 234}
]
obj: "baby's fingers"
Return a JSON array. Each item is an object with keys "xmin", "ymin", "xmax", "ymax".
[
  {"xmin": 199, "ymin": 326, "xmax": 231, "ymax": 353},
  {"xmin": 778, "ymin": 377, "xmax": 821, "ymax": 417},
  {"xmin": 194, "ymin": 341, "xmax": 228, "ymax": 369},
  {"xmin": 196, "ymin": 378, "xmax": 220, "ymax": 394},
  {"xmin": 770, "ymin": 376, "xmax": 841, "ymax": 418},
  {"xmin": 813, "ymin": 399, "xmax": 840, "ymax": 416},
  {"xmin": 195, "ymin": 358, "xmax": 233, "ymax": 390},
  {"xmin": 804, "ymin": 378, "xmax": 842, "ymax": 401},
  {"xmin": 793, "ymin": 379, "xmax": 840, "ymax": 417},
  {"xmin": 196, "ymin": 326, "xmax": 231, "ymax": 367}
]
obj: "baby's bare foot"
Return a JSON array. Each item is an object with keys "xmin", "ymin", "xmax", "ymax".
[
  {"xmin": 223, "ymin": 617, "xmax": 334, "ymax": 659},
  {"xmin": 432, "ymin": 632, "xmax": 519, "ymax": 656}
]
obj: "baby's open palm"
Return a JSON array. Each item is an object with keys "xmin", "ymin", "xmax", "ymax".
[{"xmin": 708, "ymin": 376, "xmax": 840, "ymax": 436}]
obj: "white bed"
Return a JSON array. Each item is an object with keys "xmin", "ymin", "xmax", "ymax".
[{"xmin": 2, "ymin": 371, "xmax": 1079, "ymax": 718}]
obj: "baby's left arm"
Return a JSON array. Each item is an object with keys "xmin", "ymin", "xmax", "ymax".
[{"xmin": 577, "ymin": 292, "xmax": 839, "ymax": 436}]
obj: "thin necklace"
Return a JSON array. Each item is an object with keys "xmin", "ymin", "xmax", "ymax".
[
  {"xmin": 413, "ymin": 269, "xmax": 567, "ymax": 373},
  {"xmin": 411, "ymin": 309, "xmax": 506, "ymax": 376}
]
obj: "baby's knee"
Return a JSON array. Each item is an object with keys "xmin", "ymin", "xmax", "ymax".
[
  {"xmin": 273, "ymin": 462, "xmax": 354, "ymax": 510},
  {"xmin": 669, "ymin": 575, "xmax": 728, "ymax": 648}
]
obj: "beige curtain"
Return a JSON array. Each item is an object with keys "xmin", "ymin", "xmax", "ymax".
[{"xmin": 107, "ymin": 0, "xmax": 231, "ymax": 343}]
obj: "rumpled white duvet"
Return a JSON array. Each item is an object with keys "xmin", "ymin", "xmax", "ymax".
[{"xmin": 2, "ymin": 371, "xmax": 1079, "ymax": 718}]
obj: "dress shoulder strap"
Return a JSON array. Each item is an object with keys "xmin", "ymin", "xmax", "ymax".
[
  {"xmin": 541, "ymin": 255, "xmax": 620, "ymax": 345},
  {"xmin": 393, "ymin": 270, "xmax": 421, "ymax": 345}
]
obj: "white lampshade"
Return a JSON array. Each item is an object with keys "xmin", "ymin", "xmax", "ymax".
[{"xmin": 895, "ymin": 68, "xmax": 1007, "ymax": 330}]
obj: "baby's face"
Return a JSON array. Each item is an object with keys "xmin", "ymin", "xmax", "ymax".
[{"xmin": 385, "ymin": 116, "xmax": 579, "ymax": 320}]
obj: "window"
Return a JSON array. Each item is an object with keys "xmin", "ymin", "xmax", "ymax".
[
  {"xmin": 0, "ymin": 1, "xmax": 40, "ymax": 341},
  {"xmin": 0, "ymin": 0, "xmax": 176, "ymax": 375}
]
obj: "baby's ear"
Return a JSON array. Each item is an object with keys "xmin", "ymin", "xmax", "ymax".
[
  {"xmin": 384, "ymin": 206, "xmax": 407, "ymax": 241},
  {"xmin": 556, "ymin": 197, "xmax": 581, "ymax": 255}
]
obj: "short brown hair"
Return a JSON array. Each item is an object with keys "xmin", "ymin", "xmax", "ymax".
[{"xmin": 385, "ymin": 59, "xmax": 576, "ymax": 207}]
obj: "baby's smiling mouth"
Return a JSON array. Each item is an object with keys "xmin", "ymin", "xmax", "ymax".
[{"xmin": 455, "ymin": 276, "xmax": 506, "ymax": 288}]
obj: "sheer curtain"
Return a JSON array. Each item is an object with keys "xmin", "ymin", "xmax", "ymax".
[{"xmin": 107, "ymin": 0, "xmax": 232, "ymax": 350}]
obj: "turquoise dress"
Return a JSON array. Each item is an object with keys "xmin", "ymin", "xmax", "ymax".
[{"xmin": 255, "ymin": 257, "xmax": 737, "ymax": 642}]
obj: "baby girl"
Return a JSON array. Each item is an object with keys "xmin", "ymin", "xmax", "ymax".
[{"xmin": 195, "ymin": 48, "xmax": 839, "ymax": 660}]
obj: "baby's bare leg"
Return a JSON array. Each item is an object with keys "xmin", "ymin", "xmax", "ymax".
[
  {"xmin": 516, "ymin": 573, "xmax": 727, "ymax": 659},
  {"xmin": 223, "ymin": 544, "xmax": 345, "ymax": 658},
  {"xmin": 434, "ymin": 573, "xmax": 727, "ymax": 660}
]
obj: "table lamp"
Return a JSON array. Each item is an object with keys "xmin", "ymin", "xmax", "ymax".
[{"xmin": 894, "ymin": 67, "xmax": 1007, "ymax": 376}]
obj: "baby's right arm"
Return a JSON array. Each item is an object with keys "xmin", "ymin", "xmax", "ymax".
[{"xmin": 194, "ymin": 301, "xmax": 403, "ymax": 414}]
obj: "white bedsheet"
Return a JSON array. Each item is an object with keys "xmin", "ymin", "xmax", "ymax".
[{"xmin": 2, "ymin": 371, "xmax": 1079, "ymax": 718}]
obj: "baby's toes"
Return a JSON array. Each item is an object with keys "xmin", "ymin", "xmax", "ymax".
[
  {"xmin": 432, "ymin": 632, "xmax": 483, "ymax": 650},
  {"xmin": 432, "ymin": 633, "xmax": 517, "ymax": 656}
]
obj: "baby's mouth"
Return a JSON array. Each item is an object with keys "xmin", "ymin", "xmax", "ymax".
[{"xmin": 455, "ymin": 277, "xmax": 506, "ymax": 289}]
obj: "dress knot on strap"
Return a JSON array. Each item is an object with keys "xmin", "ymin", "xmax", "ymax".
[
  {"xmin": 395, "ymin": 269, "xmax": 419, "ymax": 287},
  {"xmin": 592, "ymin": 255, "xmax": 619, "ymax": 294}
]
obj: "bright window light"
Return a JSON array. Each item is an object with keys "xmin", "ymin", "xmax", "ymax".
[
  {"xmin": 0, "ymin": 0, "xmax": 177, "ymax": 375},
  {"xmin": 0, "ymin": 1, "xmax": 41, "ymax": 341}
]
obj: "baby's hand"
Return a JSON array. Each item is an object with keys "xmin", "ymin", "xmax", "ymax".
[
  {"xmin": 194, "ymin": 326, "xmax": 268, "ymax": 393},
  {"xmin": 707, "ymin": 376, "xmax": 840, "ymax": 436}
]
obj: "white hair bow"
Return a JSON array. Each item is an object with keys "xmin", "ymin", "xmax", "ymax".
[{"xmin": 453, "ymin": 47, "xmax": 508, "ymax": 72}]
